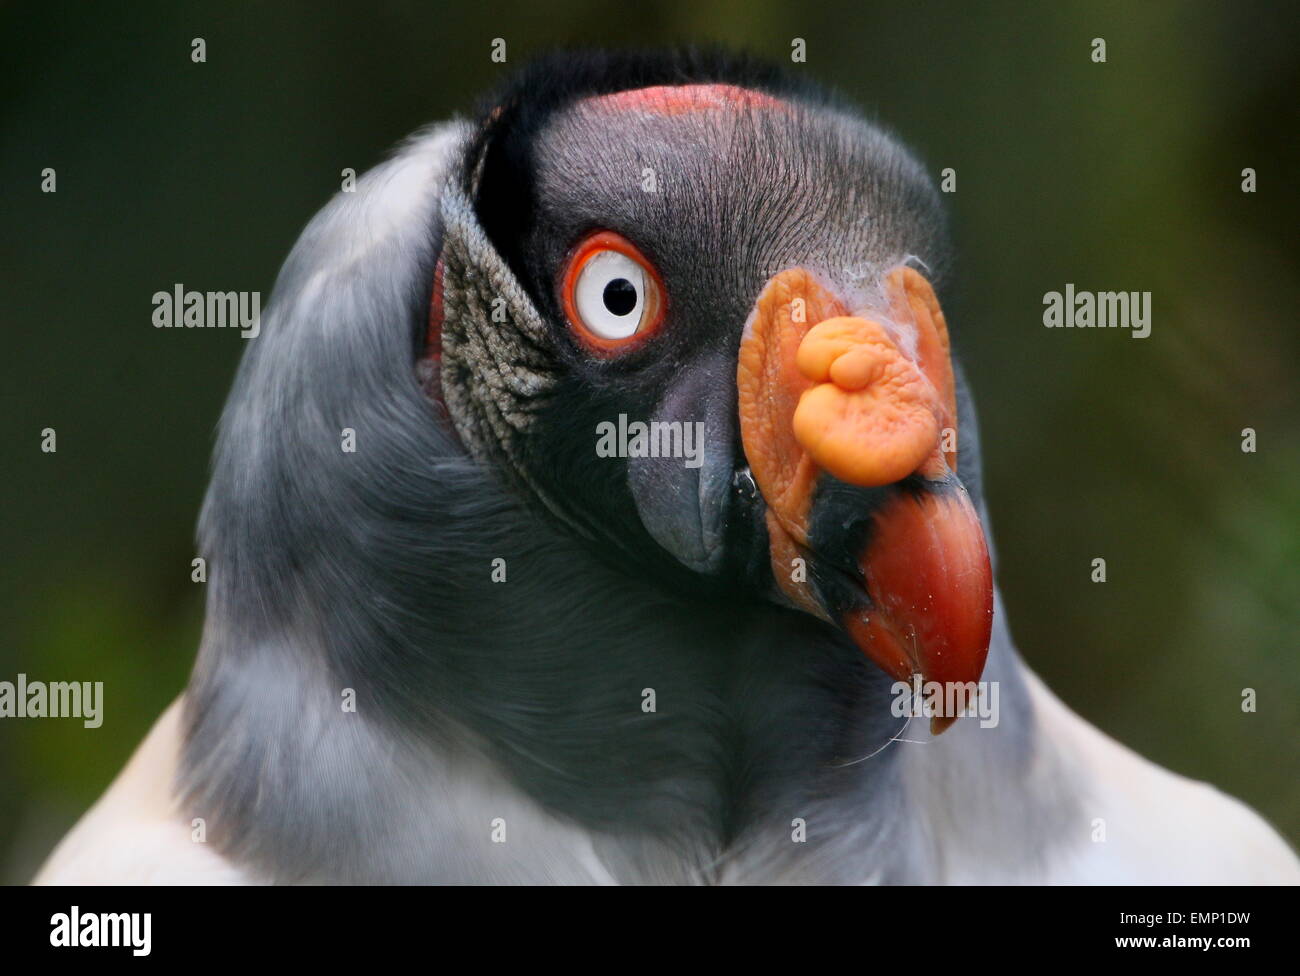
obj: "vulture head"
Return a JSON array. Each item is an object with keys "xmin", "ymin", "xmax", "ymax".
[
  {"xmin": 435, "ymin": 55, "xmax": 992, "ymax": 726},
  {"xmin": 182, "ymin": 49, "xmax": 1009, "ymax": 881}
]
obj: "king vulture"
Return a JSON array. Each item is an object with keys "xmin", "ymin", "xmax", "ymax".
[{"xmin": 36, "ymin": 50, "xmax": 1298, "ymax": 885}]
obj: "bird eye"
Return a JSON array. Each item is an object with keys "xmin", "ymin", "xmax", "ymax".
[{"xmin": 562, "ymin": 231, "xmax": 665, "ymax": 352}]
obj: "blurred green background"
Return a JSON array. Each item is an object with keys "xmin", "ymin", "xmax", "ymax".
[{"xmin": 2, "ymin": 0, "xmax": 1296, "ymax": 882}]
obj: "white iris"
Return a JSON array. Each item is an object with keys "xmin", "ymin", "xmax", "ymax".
[{"xmin": 574, "ymin": 250, "xmax": 645, "ymax": 339}]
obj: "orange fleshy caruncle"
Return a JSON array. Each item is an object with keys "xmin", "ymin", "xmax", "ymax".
[
  {"xmin": 737, "ymin": 270, "xmax": 842, "ymax": 539},
  {"xmin": 737, "ymin": 268, "xmax": 847, "ymax": 618},
  {"xmin": 790, "ymin": 266, "xmax": 958, "ymax": 486},
  {"xmin": 737, "ymin": 267, "xmax": 958, "ymax": 527},
  {"xmin": 737, "ymin": 265, "xmax": 993, "ymax": 732},
  {"xmin": 792, "ymin": 315, "xmax": 941, "ymax": 488}
]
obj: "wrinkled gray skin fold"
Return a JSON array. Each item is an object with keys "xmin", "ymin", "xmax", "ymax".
[{"xmin": 180, "ymin": 111, "xmax": 1075, "ymax": 884}]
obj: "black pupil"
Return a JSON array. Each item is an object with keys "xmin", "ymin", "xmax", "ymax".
[{"xmin": 602, "ymin": 278, "xmax": 637, "ymax": 316}]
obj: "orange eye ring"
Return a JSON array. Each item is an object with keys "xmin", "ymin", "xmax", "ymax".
[{"xmin": 560, "ymin": 230, "xmax": 666, "ymax": 354}]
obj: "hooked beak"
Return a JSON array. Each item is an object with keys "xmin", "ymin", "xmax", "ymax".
[{"xmin": 737, "ymin": 266, "xmax": 994, "ymax": 733}]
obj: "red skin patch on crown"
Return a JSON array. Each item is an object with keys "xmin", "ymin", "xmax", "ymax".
[{"xmin": 583, "ymin": 83, "xmax": 787, "ymax": 116}]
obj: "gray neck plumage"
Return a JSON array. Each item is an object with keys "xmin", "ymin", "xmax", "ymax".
[{"xmin": 178, "ymin": 123, "xmax": 1063, "ymax": 884}]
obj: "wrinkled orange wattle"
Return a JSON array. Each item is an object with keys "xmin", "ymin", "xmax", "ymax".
[
  {"xmin": 737, "ymin": 266, "xmax": 993, "ymax": 733},
  {"xmin": 794, "ymin": 315, "xmax": 940, "ymax": 487}
]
